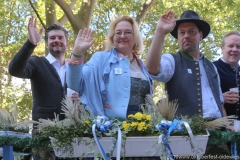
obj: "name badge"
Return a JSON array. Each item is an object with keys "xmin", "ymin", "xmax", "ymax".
[
  {"xmin": 187, "ymin": 69, "xmax": 192, "ymax": 74},
  {"xmin": 114, "ymin": 68, "xmax": 122, "ymax": 74}
]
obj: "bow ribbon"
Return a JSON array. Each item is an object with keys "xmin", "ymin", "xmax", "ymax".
[
  {"xmin": 93, "ymin": 116, "xmax": 113, "ymax": 133},
  {"xmin": 156, "ymin": 119, "xmax": 201, "ymax": 160},
  {"xmin": 92, "ymin": 116, "xmax": 121, "ymax": 160},
  {"xmin": 156, "ymin": 119, "xmax": 183, "ymax": 160}
]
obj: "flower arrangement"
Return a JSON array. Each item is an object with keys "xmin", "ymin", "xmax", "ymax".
[
  {"xmin": 122, "ymin": 112, "xmax": 156, "ymax": 136},
  {"xmin": 35, "ymin": 93, "xmax": 235, "ymax": 157},
  {"xmin": 0, "ymin": 93, "xmax": 235, "ymax": 158}
]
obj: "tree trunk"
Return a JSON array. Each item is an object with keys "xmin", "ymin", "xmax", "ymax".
[{"xmin": 136, "ymin": 0, "xmax": 155, "ymax": 26}]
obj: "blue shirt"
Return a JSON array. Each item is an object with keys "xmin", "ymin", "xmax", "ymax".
[{"xmin": 66, "ymin": 48, "xmax": 153, "ymax": 120}]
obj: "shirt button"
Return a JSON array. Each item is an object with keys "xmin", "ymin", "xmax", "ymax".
[{"xmin": 198, "ymin": 109, "xmax": 202, "ymax": 112}]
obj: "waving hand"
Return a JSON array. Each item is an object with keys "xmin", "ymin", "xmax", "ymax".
[
  {"xmin": 28, "ymin": 16, "xmax": 44, "ymax": 45},
  {"xmin": 156, "ymin": 10, "xmax": 177, "ymax": 35},
  {"xmin": 72, "ymin": 28, "xmax": 94, "ymax": 56}
]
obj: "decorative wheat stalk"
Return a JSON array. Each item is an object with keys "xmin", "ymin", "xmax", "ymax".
[
  {"xmin": 61, "ymin": 97, "xmax": 93, "ymax": 124},
  {"xmin": 0, "ymin": 103, "xmax": 20, "ymax": 130},
  {"xmin": 13, "ymin": 120, "xmax": 39, "ymax": 130},
  {"xmin": 36, "ymin": 98, "xmax": 94, "ymax": 132},
  {"xmin": 61, "ymin": 97, "xmax": 82, "ymax": 124},
  {"xmin": 154, "ymin": 92, "xmax": 178, "ymax": 121},
  {"xmin": 0, "ymin": 109, "xmax": 14, "ymax": 130},
  {"xmin": 206, "ymin": 115, "xmax": 235, "ymax": 130},
  {"xmin": 12, "ymin": 103, "xmax": 18, "ymax": 123}
]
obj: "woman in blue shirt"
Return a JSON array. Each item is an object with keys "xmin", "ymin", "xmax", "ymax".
[{"xmin": 67, "ymin": 16, "xmax": 153, "ymax": 120}]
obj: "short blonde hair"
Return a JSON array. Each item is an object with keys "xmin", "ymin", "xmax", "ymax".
[
  {"xmin": 221, "ymin": 30, "xmax": 240, "ymax": 47},
  {"xmin": 105, "ymin": 15, "xmax": 144, "ymax": 55}
]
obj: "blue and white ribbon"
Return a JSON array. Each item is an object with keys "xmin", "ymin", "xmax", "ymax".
[
  {"xmin": 93, "ymin": 116, "xmax": 113, "ymax": 134},
  {"xmin": 231, "ymin": 142, "xmax": 238, "ymax": 160},
  {"xmin": 156, "ymin": 119, "xmax": 183, "ymax": 160},
  {"xmin": 92, "ymin": 116, "xmax": 121, "ymax": 160},
  {"xmin": 156, "ymin": 119, "xmax": 201, "ymax": 160},
  {"xmin": 181, "ymin": 121, "xmax": 200, "ymax": 160}
]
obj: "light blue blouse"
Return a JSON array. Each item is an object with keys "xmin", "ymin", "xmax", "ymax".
[{"xmin": 66, "ymin": 48, "xmax": 153, "ymax": 120}]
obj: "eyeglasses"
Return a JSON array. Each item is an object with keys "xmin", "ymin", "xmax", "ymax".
[{"xmin": 114, "ymin": 30, "xmax": 134, "ymax": 37}]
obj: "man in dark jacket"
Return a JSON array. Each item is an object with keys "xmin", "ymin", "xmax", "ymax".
[
  {"xmin": 213, "ymin": 30, "xmax": 240, "ymax": 118},
  {"xmin": 8, "ymin": 16, "xmax": 94, "ymax": 160},
  {"xmin": 213, "ymin": 30, "xmax": 240, "ymax": 157}
]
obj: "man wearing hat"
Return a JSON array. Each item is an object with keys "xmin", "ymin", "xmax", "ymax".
[
  {"xmin": 146, "ymin": 9, "xmax": 230, "ymax": 158},
  {"xmin": 146, "ymin": 10, "xmax": 226, "ymax": 119}
]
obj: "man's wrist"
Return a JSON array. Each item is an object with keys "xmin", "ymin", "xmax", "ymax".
[{"xmin": 71, "ymin": 52, "xmax": 84, "ymax": 58}]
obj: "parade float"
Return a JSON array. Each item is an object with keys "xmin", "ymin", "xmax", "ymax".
[
  {"xmin": 0, "ymin": 95, "xmax": 239, "ymax": 160},
  {"xmin": 36, "ymin": 95, "xmax": 232, "ymax": 159}
]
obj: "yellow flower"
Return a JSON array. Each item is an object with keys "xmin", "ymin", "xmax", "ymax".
[
  {"xmin": 131, "ymin": 122, "xmax": 138, "ymax": 127},
  {"xmin": 146, "ymin": 115, "xmax": 151, "ymax": 121},
  {"xmin": 128, "ymin": 114, "xmax": 134, "ymax": 118},
  {"xmin": 146, "ymin": 124, "xmax": 151, "ymax": 128},
  {"xmin": 137, "ymin": 122, "xmax": 145, "ymax": 131},
  {"xmin": 122, "ymin": 121, "xmax": 130, "ymax": 131},
  {"xmin": 134, "ymin": 112, "xmax": 143, "ymax": 120},
  {"xmin": 142, "ymin": 114, "xmax": 146, "ymax": 119},
  {"xmin": 83, "ymin": 120, "xmax": 90, "ymax": 124}
]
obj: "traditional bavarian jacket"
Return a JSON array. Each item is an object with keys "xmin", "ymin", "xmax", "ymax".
[{"xmin": 151, "ymin": 51, "xmax": 223, "ymax": 118}]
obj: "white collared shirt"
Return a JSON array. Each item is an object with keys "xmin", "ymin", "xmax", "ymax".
[
  {"xmin": 151, "ymin": 53, "xmax": 223, "ymax": 118},
  {"xmin": 129, "ymin": 59, "xmax": 147, "ymax": 80},
  {"xmin": 45, "ymin": 53, "xmax": 66, "ymax": 86}
]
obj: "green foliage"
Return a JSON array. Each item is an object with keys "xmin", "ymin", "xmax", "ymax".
[
  {"xmin": 0, "ymin": 136, "xmax": 32, "ymax": 153},
  {"xmin": 0, "ymin": 134, "xmax": 51, "ymax": 153},
  {"xmin": 171, "ymin": 115, "xmax": 208, "ymax": 135},
  {"xmin": 208, "ymin": 130, "xmax": 240, "ymax": 153},
  {"xmin": 41, "ymin": 121, "xmax": 94, "ymax": 144}
]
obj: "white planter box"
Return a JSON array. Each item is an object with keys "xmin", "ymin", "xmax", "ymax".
[{"xmin": 50, "ymin": 131, "xmax": 209, "ymax": 158}]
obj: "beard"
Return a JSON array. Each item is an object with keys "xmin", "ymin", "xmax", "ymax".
[{"xmin": 48, "ymin": 46, "xmax": 66, "ymax": 57}]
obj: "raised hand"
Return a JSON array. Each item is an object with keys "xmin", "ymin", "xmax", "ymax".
[
  {"xmin": 156, "ymin": 10, "xmax": 177, "ymax": 35},
  {"xmin": 28, "ymin": 16, "xmax": 43, "ymax": 45},
  {"xmin": 72, "ymin": 28, "xmax": 94, "ymax": 56}
]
